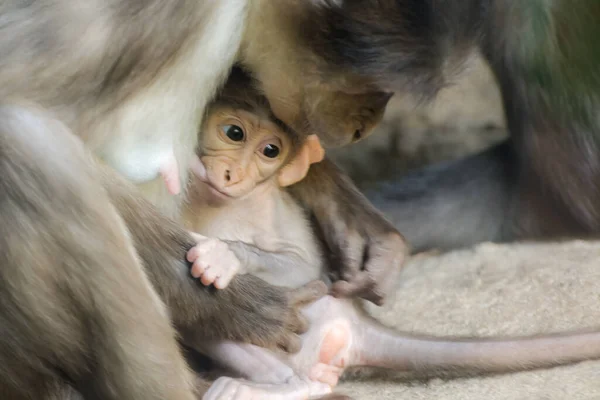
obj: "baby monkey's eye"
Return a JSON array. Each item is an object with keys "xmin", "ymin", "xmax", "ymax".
[
  {"xmin": 223, "ymin": 125, "xmax": 245, "ymax": 141},
  {"xmin": 262, "ymin": 144, "xmax": 280, "ymax": 158}
]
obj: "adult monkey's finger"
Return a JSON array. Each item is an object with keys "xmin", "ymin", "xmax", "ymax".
[
  {"xmin": 337, "ymin": 230, "xmax": 366, "ymax": 281},
  {"xmin": 289, "ymin": 280, "xmax": 328, "ymax": 306},
  {"xmin": 329, "ymin": 271, "xmax": 384, "ymax": 305}
]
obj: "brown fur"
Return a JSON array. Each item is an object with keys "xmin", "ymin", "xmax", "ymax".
[
  {"xmin": 239, "ymin": 0, "xmax": 394, "ymax": 147},
  {"xmin": 276, "ymin": 0, "xmax": 600, "ymax": 252},
  {"xmin": 0, "ymin": 103, "xmax": 197, "ymax": 399}
]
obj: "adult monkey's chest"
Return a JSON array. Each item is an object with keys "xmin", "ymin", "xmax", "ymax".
[{"xmin": 89, "ymin": 0, "xmax": 248, "ymax": 205}]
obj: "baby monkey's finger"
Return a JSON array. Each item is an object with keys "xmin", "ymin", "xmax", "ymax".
[
  {"xmin": 186, "ymin": 246, "xmax": 200, "ymax": 263},
  {"xmin": 186, "ymin": 240, "xmax": 214, "ymax": 263},
  {"xmin": 190, "ymin": 260, "xmax": 208, "ymax": 278},
  {"xmin": 200, "ymin": 267, "xmax": 217, "ymax": 286}
]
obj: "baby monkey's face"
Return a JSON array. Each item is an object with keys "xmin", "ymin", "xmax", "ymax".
[{"xmin": 193, "ymin": 106, "xmax": 293, "ymax": 202}]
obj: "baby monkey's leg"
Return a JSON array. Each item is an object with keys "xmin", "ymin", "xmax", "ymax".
[
  {"xmin": 199, "ymin": 341, "xmax": 331, "ymax": 400},
  {"xmin": 203, "ymin": 295, "xmax": 439, "ymax": 399},
  {"xmin": 201, "ymin": 297, "xmax": 362, "ymax": 389},
  {"xmin": 200, "ymin": 340, "xmax": 297, "ymax": 384},
  {"xmin": 285, "ymin": 296, "xmax": 364, "ymax": 387},
  {"xmin": 291, "ymin": 296, "xmax": 600, "ymax": 381},
  {"xmin": 204, "ymin": 376, "xmax": 332, "ymax": 400}
]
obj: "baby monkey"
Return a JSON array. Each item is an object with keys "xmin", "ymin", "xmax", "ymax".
[{"xmin": 184, "ymin": 69, "xmax": 600, "ymax": 400}]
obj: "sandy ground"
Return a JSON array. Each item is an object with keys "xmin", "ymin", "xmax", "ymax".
[{"xmin": 335, "ymin": 240, "xmax": 600, "ymax": 399}]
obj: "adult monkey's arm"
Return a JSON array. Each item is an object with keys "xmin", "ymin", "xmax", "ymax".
[
  {"xmin": 289, "ymin": 158, "xmax": 407, "ymax": 306},
  {"xmin": 99, "ymin": 164, "xmax": 326, "ymax": 352}
]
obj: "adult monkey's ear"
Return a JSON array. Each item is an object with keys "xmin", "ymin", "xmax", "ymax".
[{"xmin": 278, "ymin": 135, "xmax": 325, "ymax": 187}]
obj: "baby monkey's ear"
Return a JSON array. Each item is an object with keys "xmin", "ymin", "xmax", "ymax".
[{"xmin": 278, "ymin": 135, "xmax": 325, "ymax": 187}]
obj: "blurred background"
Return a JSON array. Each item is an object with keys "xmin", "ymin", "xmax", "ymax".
[{"xmin": 329, "ymin": 52, "xmax": 508, "ymax": 190}]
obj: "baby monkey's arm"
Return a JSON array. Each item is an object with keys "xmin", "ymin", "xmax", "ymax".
[
  {"xmin": 186, "ymin": 235, "xmax": 320, "ymax": 290},
  {"xmin": 225, "ymin": 239, "xmax": 322, "ymax": 288}
]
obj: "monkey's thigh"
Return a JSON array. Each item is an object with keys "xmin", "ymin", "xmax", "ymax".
[
  {"xmin": 0, "ymin": 104, "xmax": 196, "ymax": 400},
  {"xmin": 365, "ymin": 142, "xmax": 513, "ymax": 251}
]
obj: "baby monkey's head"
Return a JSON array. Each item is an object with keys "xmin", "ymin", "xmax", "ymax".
[{"xmin": 191, "ymin": 67, "xmax": 324, "ymax": 203}]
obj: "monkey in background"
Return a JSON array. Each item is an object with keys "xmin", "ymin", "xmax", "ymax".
[
  {"xmin": 182, "ymin": 70, "xmax": 600, "ymax": 400},
  {"xmin": 271, "ymin": 1, "xmax": 600, "ymax": 253}
]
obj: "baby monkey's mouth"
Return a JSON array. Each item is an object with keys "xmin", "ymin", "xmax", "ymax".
[
  {"xmin": 190, "ymin": 155, "xmax": 234, "ymax": 200},
  {"xmin": 204, "ymin": 182, "xmax": 232, "ymax": 199}
]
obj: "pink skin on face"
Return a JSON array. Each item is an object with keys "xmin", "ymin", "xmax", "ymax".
[
  {"xmin": 189, "ymin": 154, "xmax": 232, "ymax": 202},
  {"xmin": 190, "ymin": 154, "xmax": 208, "ymax": 181}
]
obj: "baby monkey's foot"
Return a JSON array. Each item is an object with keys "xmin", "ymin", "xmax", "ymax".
[
  {"xmin": 187, "ymin": 232, "xmax": 242, "ymax": 289},
  {"xmin": 204, "ymin": 375, "xmax": 331, "ymax": 400},
  {"xmin": 288, "ymin": 296, "xmax": 357, "ymax": 388},
  {"xmin": 309, "ymin": 323, "xmax": 351, "ymax": 387}
]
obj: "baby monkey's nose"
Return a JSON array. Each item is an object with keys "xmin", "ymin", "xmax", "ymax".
[{"xmin": 223, "ymin": 167, "xmax": 243, "ymax": 185}]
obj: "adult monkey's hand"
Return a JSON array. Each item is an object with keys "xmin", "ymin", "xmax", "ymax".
[{"xmin": 288, "ymin": 158, "xmax": 408, "ymax": 305}]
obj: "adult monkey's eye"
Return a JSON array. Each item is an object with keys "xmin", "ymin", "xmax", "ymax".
[
  {"xmin": 262, "ymin": 144, "xmax": 280, "ymax": 158},
  {"xmin": 223, "ymin": 125, "xmax": 245, "ymax": 141}
]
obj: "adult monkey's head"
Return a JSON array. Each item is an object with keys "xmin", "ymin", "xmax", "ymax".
[
  {"xmin": 239, "ymin": 0, "xmax": 401, "ymax": 147},
  {"xmin": 240, "ymin": 0, "xmax": 474, "ymax": 147}
]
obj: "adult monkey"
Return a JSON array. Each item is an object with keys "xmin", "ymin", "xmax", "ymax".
[
  {"xmin": 0, "ymin": 1, "xmax": 399, "ymax": 399},
  {"xmin": 274, "ymin": 0, "xmax": 600, "ymax": 253}
]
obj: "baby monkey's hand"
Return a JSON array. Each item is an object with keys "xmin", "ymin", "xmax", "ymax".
[{"xmin": 187, "ymin": 232, "xmax": 242, "ymax": 289}]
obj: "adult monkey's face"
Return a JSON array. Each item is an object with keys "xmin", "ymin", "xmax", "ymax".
[{"xmin": 239, "ymin": 0, "xmax": 395, "ymax": 148}]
